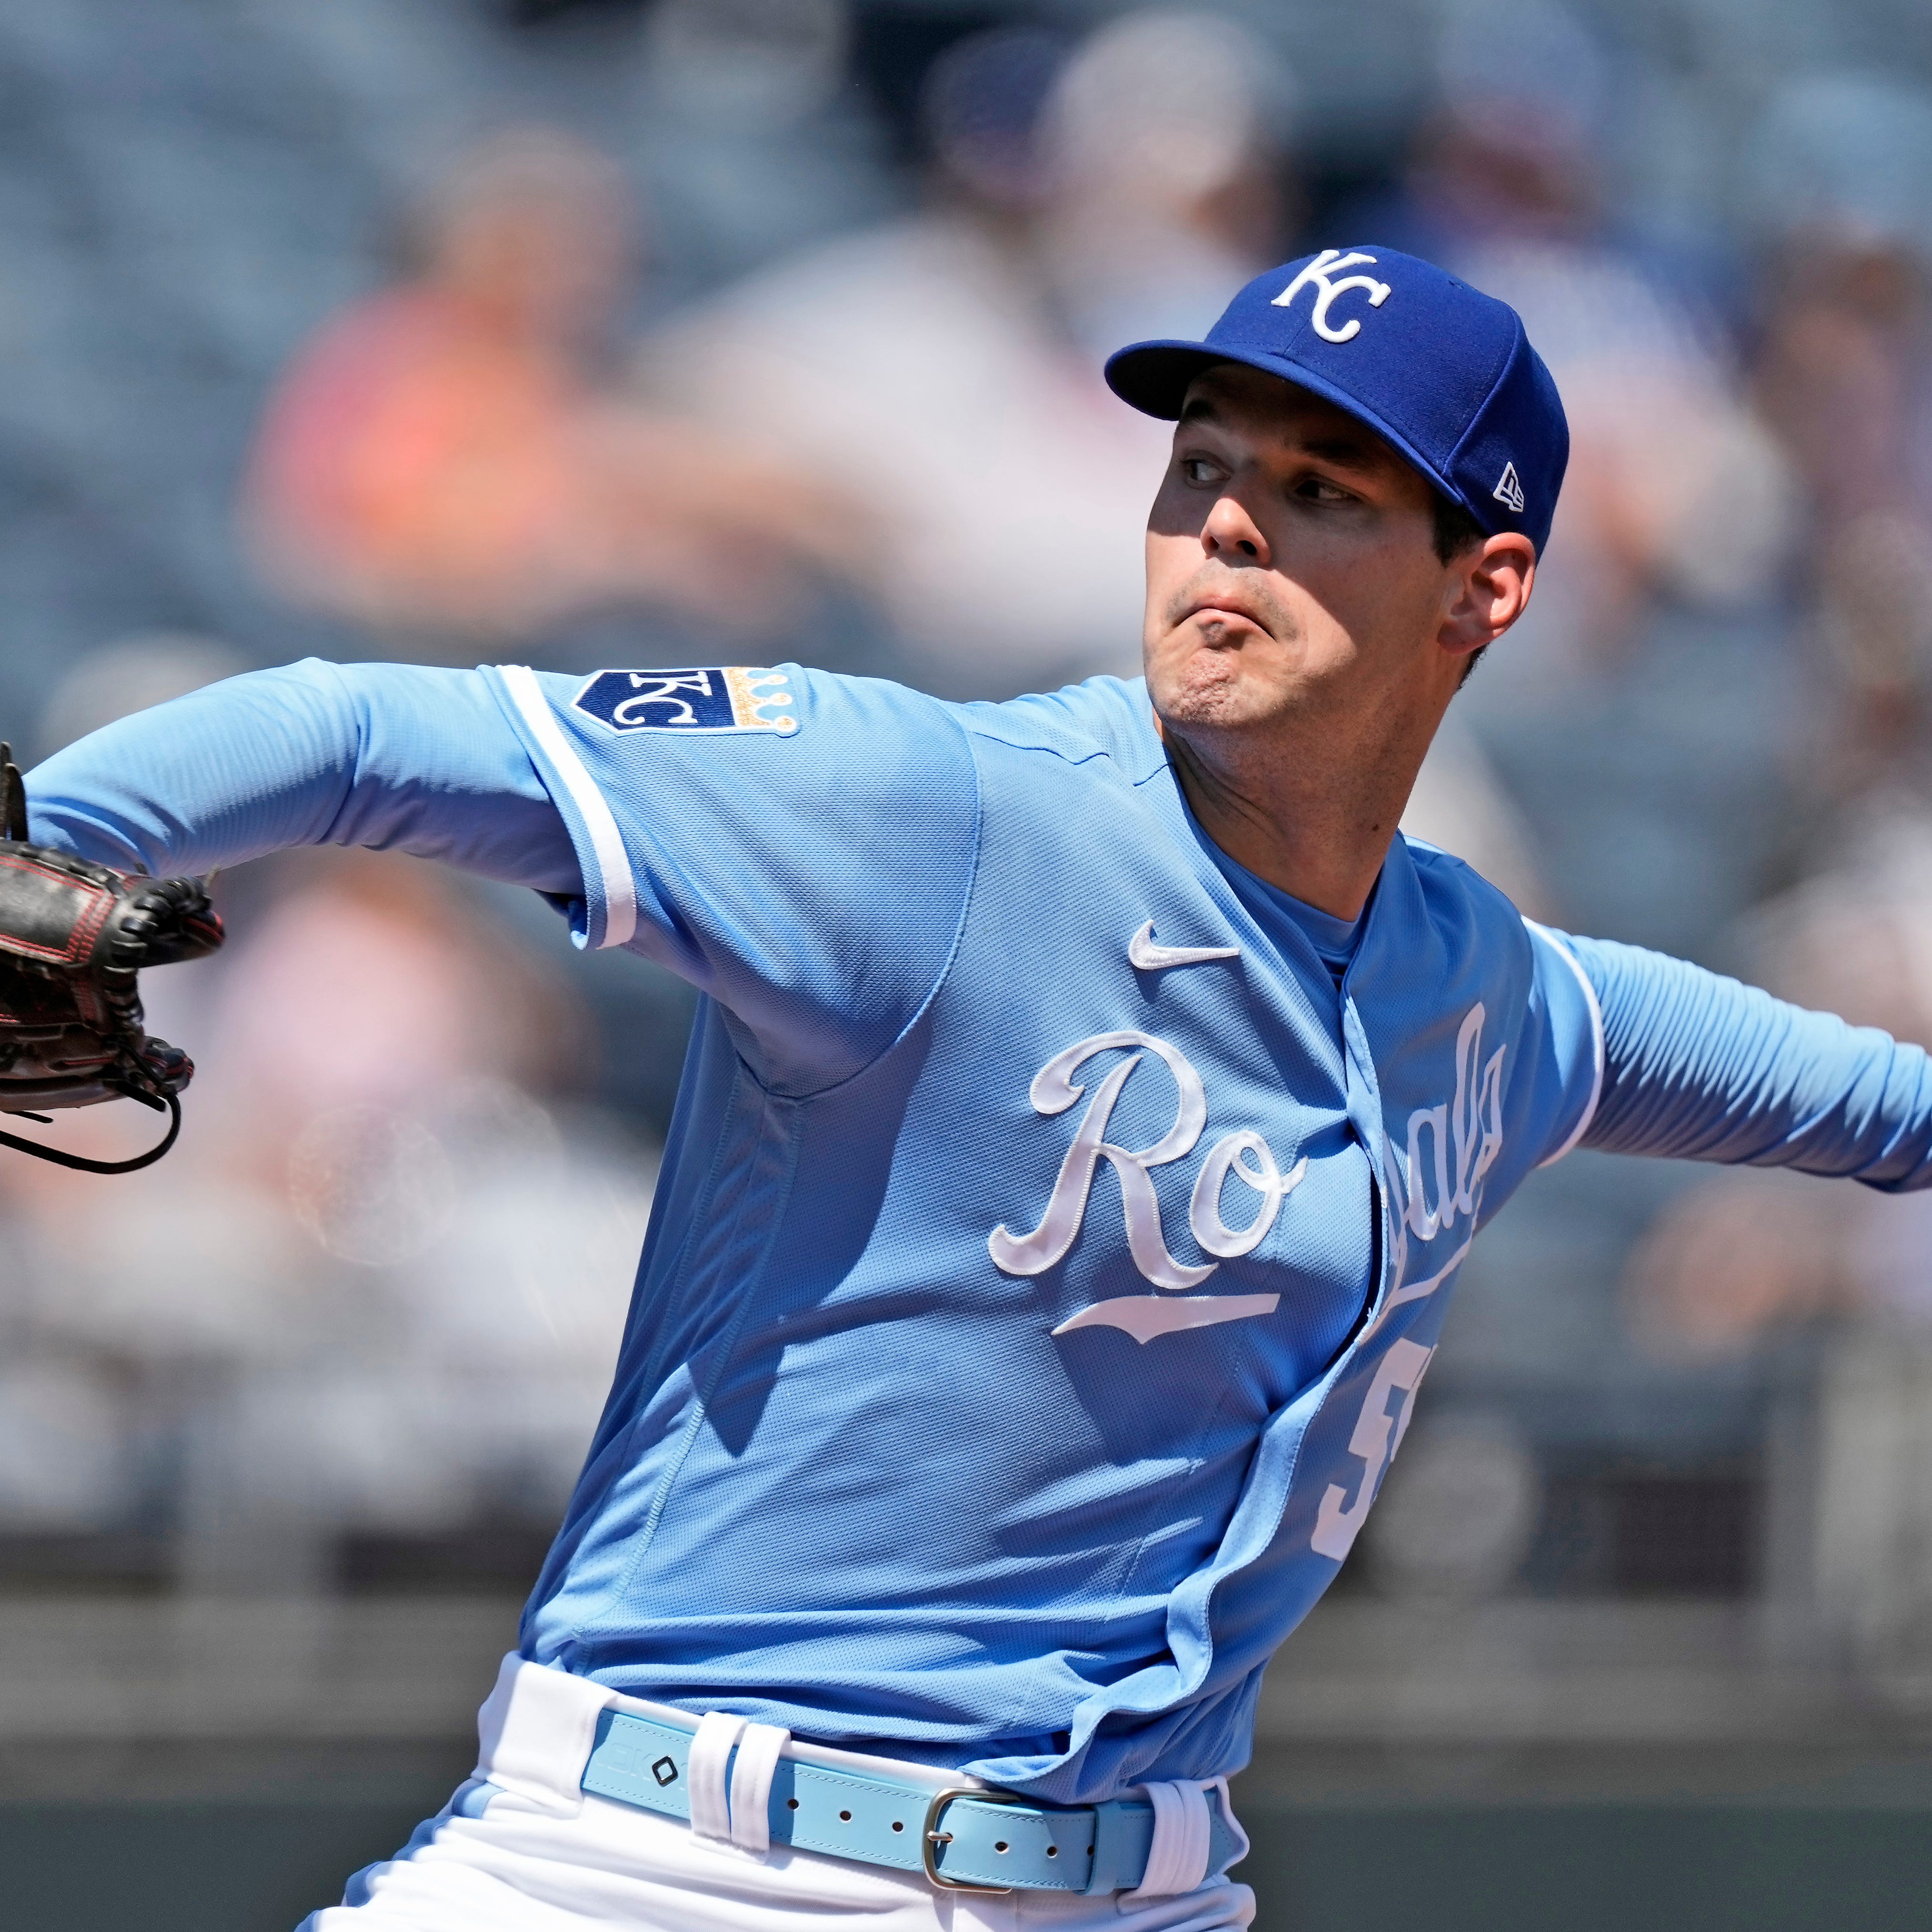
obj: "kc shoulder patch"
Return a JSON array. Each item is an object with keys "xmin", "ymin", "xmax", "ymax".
[{"xmin": 572, "ymin": 668, "xmax": 799, "ymax": 737}]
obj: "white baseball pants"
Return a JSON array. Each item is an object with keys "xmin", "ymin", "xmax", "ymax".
[{"xmin": 299, "ymin": 1658, "xmax": 1257, "ymax": 1932}]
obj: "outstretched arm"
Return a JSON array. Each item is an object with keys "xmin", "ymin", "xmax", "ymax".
[
  {"xmin": 25, "ymin": 657, "xmax": 981, "ymax": 1096},
  {"xmin": 23, "ymin": 659, "xmax": 577, "ymax": 894},
  {"xmin": 1564, "ymin": 932, "xmax": 1932, "ymax": 1190}
]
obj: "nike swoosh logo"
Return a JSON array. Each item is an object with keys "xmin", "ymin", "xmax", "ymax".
[
  {"xmin": 1052, "ymin": 1293, "xmax": 1281, "ymax": 1343},
  {"xmin": 1128, "ymin": 920, "xmax": 1241, "ymax": 971}
]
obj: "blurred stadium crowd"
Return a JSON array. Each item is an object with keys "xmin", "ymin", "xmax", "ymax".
[{"xmin": 4, "ymin": 0, "xmax": 1932, "ymax": 1695}]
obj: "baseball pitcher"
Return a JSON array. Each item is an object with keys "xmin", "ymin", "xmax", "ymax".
[{"xmin": 10, "ymin": 250, "xmax": 1927, "ymax": 1930}]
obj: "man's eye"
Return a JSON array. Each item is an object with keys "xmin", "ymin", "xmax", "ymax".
[
  {"xmin": 1295, "ymin": 475, "xmax": 1354, "ymax": 505},
  {"xmin": 1180, "ymin": 458, "xmax": 1224, "ymax": 485}
]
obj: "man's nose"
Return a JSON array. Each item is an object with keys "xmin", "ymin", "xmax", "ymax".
[{"xmin": 1201, "ymin": 492, "xmax": 1269, "ymax": 566}]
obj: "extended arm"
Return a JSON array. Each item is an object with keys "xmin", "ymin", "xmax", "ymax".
[
  {"xmin": 25, "ymin": 657, "xmax": 980, "ymax": 1094},
  {"xmin": 23, "ymin": 659, "xmax": 578, "ymax": 894},
  {"xmin": 1566, "ymin": 932, "xmax": 1932, "ymax": 1191}
]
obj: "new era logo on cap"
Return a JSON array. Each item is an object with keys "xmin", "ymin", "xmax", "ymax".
[{"xmin": 1102, "ymin": 245, "xmax": 1570, "ymax": 556}]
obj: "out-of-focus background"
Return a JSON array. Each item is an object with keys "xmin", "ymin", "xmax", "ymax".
[{"xmin": 5, "ymin": 0, "xmax": 1932, "ymax": 1925}]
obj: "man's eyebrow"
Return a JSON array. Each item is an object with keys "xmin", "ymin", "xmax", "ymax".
[
  {"xmin": 1297, "ymin": 429, "xmax": 1395, "ymax": 471},
  {"xmin": 1178, "ymin": 392, "xmax": 1397, "ymax": 469},
  {"xmin": 1182, "ymin": 388, "xmax": 1399, "ymax": 471}
]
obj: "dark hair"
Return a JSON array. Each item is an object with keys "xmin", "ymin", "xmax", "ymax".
[
  {"xmin": 1430, "ymin": 490, "xmax": 1491, "ymax": 688},
  {"xmin": 1430, "ymin": 489, "xmax": 1487, "ymax": 565}
]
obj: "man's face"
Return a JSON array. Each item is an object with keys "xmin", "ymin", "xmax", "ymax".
[{"xmin": 1143, "ymin": 363, "xmax": 1459, "ymax": 732}]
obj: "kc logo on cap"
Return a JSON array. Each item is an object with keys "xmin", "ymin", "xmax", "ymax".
[{"xmin": 1271, "ymin": 249, "xmax": 1393, "ymax": 344}]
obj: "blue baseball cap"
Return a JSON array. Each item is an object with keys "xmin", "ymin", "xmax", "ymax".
[{"xmin": 1104, "ymin": 246, "xmax": 1569, "ymax": 556}]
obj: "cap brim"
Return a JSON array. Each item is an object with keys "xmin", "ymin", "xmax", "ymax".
[
  {"xmin": 1102, "ymin": 342, "xmax": 1233, "ymax": 419},
  {"xmin": 1103, "ymin": 338, "xmax": 1496, "ymax": 537}
]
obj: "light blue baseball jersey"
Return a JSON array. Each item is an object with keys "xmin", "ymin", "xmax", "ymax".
[{"xmin": 28, "ymin": 659, "xmax": 1932, "ymax": 1804}]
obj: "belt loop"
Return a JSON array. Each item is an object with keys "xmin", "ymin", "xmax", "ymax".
[
  {"xmin": 728, "ymin": 1720, "xmax": 791, "ymax": 1853},
  {"xmin": 472, "ymin": 1654, "xmax": 616, "ymax": 1816},
  {"xmin": 1083, "ymin": 1796, "xmax": 1150, "ymax": 1895},
  {"xmin": 687, "ymin": 1711, "xmax": 748, "ymax": 1844},
  {"xmin": 1206, "ymin": 1777, "xmax": 1250, "ymax": 1878},
  {"xmin": 1124, "ymin": 1781, "xmax": 1211, "ymax": 1899}
]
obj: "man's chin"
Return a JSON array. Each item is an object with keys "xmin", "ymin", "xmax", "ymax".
[{"xmin": 1149, "ymin": 670, "xmax": 1279, "ymax": 733}]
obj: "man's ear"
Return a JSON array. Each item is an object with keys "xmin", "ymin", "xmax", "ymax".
[{"xmin": 1440, "ymin": 533, "xmax": 1537, "ymax": 659}]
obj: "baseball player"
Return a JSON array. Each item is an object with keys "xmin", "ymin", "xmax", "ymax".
[{"xmin": 11, "ymin": 247, "xmax": 1932, "ymax": 1930}]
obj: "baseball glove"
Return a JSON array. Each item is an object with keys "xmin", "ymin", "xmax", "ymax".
[{"xmin": 0, "ymin": 743, "xmax": 223, "ymax": 1173}]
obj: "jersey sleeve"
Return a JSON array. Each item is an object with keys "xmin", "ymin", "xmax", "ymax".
[
  {"xmin": 1557, "ymin": 930, "xmax": 1932, "ymax": 1190},
  {"xmin": 25, "ymin": 658, "xmax": 578, "ymax": 890},
  {"xmin": 1464, "ymin": 918, "xmax": 1607, "ymax": 1204},
  {"xmin": 482, "ymin": 663, "xmax": 981, "ymax": 1095}
]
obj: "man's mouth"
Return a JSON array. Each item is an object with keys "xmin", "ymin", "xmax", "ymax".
[{"xmin": 1183, "ymin": 593, "xmax": 1272, "ymax": 635}]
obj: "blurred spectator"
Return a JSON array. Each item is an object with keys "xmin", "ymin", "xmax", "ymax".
[
  {"xmin": 635, "ymin": 0, "xmax": 894, "ymax": 290},
  {"xmin": 2, "ymin": 847, "xmax": 647, "ymax": 1589},
  {"xmin": 1029, "ymin": 9, "xmax": 1295, "ymax": 363},
  {"xmin": 243, "ymin": 127, "xmax": 857, "ymax": 652},
  {"xmin": 642, "ymin": 0, "xmax": 850, "ymax": 141},
  {"xmin": 1675, "ymin": 755, "xmax": 1932, "ymax": 1669},
  {"xmin": 1621, "ymin": 1168, "xmax": 1847, "ymax": 1364},
  {"xmin": 1623, "ymin": 78, "xmax": 1932, "ymax": 1477},
  {"xmin": 1625, "ymin": 807, "xmax": 1932, "ymax": 1363},
  {"xmin": 1384, "ymin": 4, "xmax": 1793, "ymax": 698},
  {"xmin": 0, "ymin": 635, "xmax": 650, "ymax": 1583},
  {"xmin": 1746, "ymin": 76, "xmax": 1932, "ymax": 799},
  {"xmin": 34, "ymin": 632, "xmax": 251, "ymax": 757},
  {"xmin": 646, "ymin": 12, "xmax": 1292, "ymax": 697},
  {"xmin": 202, "ymin": 852, "xmax": 584, "ymax": 1173},
  {"xmin": 1399, "ymin": 708, "xmax": 1554, "ymax": 918}
]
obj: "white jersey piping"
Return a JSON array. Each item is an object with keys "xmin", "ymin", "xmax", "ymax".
[
  {"xmin": 1525, "ymin": 918, "xmax": 1603, "ymax": 1165},
  {"xmin": 498, "ymin": 663, "xmax": 639, "ymax": 949}
]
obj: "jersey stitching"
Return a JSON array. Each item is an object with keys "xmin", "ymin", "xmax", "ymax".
[
  {"xmin": 1042, "ymin": 873, "xmax": 1532, "ymax": 1773},
  {"xmin": 491, "ymin": 670, "xmax": 983, "ymax": 1104},
  {"xmin": 640, "ymin": 1012, "xmax": 746, "ymax": 1340},
  {"xmin": 732, "ymin": 702, "xmax": 987, "ymax": 1108},
  {"xmin": 1153, "ymin": 760, "xmax": 1355, "ymax": 1079},
  {"xmin": 495, "ymin": 664, "xmax": 639, "ymax": 949},
  {"xmin": 1524, "ymin": 920, "xmax": 1604, "ymax": 1165},
  {"xmin": 546, "ymin": 1051, "xmax": 752, "ymax": 1644},
  {"xmin": 599, "ymin": 1073, "xmax": 806, "ymax": 1624},
  {"xmin": 957, "ymin": 688, "xmax": 1166, "ymax": 785},
  {"xmin": 960, "ymin": 728, "xmax": 1124, "ymax": 769},
  {"xmin": 1102, "ymin": 1377, "xmax": 1238, "ymax": 1632},
  {"xmin": 314, "ymin": 659, "xmax": 384, "ymax": 856},
  {"xmin": 1074, "ymin": 1296, "xmax": 1370, "ymax": 1772},
  {"xmin": 1040, "ymin": 1039, "xmax": 1416, "ymax": 1770}
]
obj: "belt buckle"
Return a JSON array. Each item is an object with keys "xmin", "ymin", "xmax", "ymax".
[{"xmin": 921, "ymin": 1786, "xmax": 1031, "ymax": 1894}]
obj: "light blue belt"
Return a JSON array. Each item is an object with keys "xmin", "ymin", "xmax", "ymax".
[{"xmin": 576, "ymin": 1707, "xmax": 1240, "ymax": 1895}]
